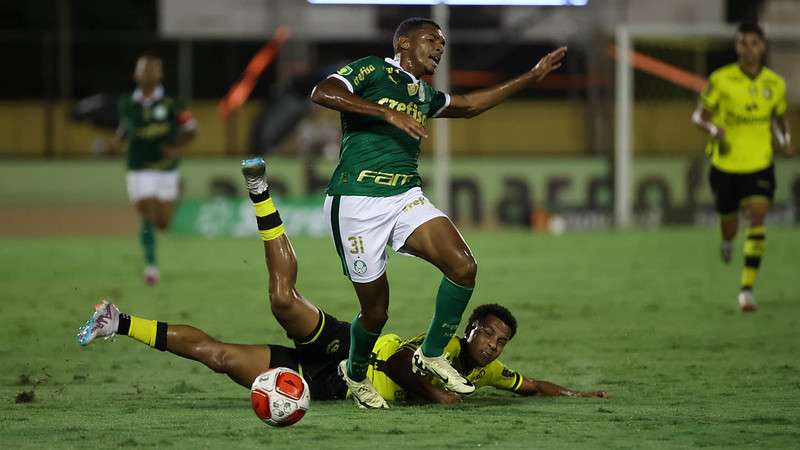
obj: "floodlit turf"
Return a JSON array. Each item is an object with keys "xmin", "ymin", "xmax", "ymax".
[{"xmin": 2, "ymin": 229, "xmax": 799, "ymax": 449}]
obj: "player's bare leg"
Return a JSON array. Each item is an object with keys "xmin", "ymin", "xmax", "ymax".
[
  {"xmin": 242, "ymin": 157, "xmax": 320, "ymax": 339},
  {"xmin": 401, "ymin": 216, "xmax": 477, "ymax": 394},
  {"xmin": 135, "ymin": 198, "xmax": 160, "ymax": 285},
  {"xmin": 164, "ymin": 325, "xmax": 270, "ymax": 387},
  {"xmin": 738, "ymin": 199, "xmax": 769, "ymax": 312},
  {"xmin": 719, "ymin": 213, "xmax": 738, "ymax": 264},
  {"xmin": 153, "ymin": 199, "xmax": 176, "ymax": 231},
  {"xmin": 78, "ymin": 300, "xmax": 270, "ymax": 388}
]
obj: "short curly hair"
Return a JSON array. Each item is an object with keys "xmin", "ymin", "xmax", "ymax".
[
  {"xmin": 393, "ymin": 17, "xmax": 441, "ymax": 52},
  {"xmin": 465, "ymin": 304, "xmax": 518, "ymax": 340},
  {"xmin": 737, "ymin": 22, "xmax": 765, "ymax": 40}
]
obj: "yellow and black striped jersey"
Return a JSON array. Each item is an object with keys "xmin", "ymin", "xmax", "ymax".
[
  {"xmin": 363, "ymin": 333, "xmax": 524, "ymax": 401},
  {"xmin": 700, "ymin": 63, "xmax": 787, "ymax": 173}
]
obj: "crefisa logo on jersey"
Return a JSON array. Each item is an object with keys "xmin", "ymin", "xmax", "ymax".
[
  {"xmin": 353, "ymin": 260, "xmax": 368, "ymax": 275},
  {"xmin": 153, "ymin": 105, "xmax": 167, "ymax": 121}
]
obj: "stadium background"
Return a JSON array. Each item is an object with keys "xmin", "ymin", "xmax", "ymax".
[{"xmin": 2, "ymin": 1, "xmax": 799, "ymax": 448}]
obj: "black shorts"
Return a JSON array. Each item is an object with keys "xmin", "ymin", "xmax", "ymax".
[
  {"xmin": 268, "ymin": 311, "xmax": 351, "ymax": 401},
  {"xmin": 708, "ymin": 165, "xmax": 775, "ymax": 215}
]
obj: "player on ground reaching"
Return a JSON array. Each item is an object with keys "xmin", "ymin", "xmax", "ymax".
[
  {"xmin": 77, "ymin": 158, "xmax": 606, "ymax": 405},
  {"xmin": 691, "ymin": 23, "xmax": 794, "ymax": 312},
  {"xmin": 310, "ymin": 17, "xmax": 567, "ymax": 407},
  {"xmin": 114, "ymin": 53, "xmax": 197, "ymax": 286}
]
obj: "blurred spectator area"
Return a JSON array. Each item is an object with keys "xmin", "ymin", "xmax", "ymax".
[{"xmin": 0, "ymin": 0, "xmax": 798, "ymax": 158}]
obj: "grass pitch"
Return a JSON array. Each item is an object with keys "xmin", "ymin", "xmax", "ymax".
[{"xmin": 2, "ymin": 229, "xmax": 799, "ymax": 449}]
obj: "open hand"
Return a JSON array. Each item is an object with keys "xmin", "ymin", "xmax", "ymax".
[
  {"xmin": 532, "ymin": 47, "xmax": 567, "ymax": 82},
  {"xmin": 384, "ymin": 109, "xmax": 428, "ymax": 140}
]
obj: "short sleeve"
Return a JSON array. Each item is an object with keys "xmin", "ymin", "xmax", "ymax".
[
  {"xmin": 484, "ymin": 360, "xmax": 523, "ymax": 392},
  {"xmin": 774, "ymin": 79, "xmax": 788, "ymax": 116},
  {"xmin": 328, "ymin": 56, "xmax": 381, "ymax": 95},
  {"xmin": 429, "ymin": 90, "xmax": 451, "ymax": 118},
  {"xmin": 700, "ymin": 74, "xmax": 721, "ymax": 111}
]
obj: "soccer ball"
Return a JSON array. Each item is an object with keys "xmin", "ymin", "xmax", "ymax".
[{"xmin": 250, "ymin": 368, "xmax": 310, "ymax": 427}]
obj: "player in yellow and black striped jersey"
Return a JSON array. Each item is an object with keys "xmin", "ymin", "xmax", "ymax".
[
  {"xmin": 77, "ymin": 158, "xmax": 607, "ymax": 407},
  {"xmin": 692, "ymin": 23, "xmax": 795, "ymax": 312}
]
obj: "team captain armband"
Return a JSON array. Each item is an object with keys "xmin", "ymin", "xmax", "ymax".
[{"xmin": 251, "ymin": 194, "xmax": 285, "ymax": 241}]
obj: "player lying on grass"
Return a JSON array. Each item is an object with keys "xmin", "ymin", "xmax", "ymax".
[{"xmin": 77, "ymin": 158, "xmax": 606, "ymax": 405}]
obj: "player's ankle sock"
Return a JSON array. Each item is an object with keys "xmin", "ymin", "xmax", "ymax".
[
  {"xmin": 421, "ymin": 277, "xmax": 474, "ymax": 358},
  {"xmin": 117, "ymin": 313, "xmax": 168, "ymax": 351},
  {"xmin": 250, "ymin": 191, "xmax": 285, "ymax": 241},
  {"xmin": 347, "ymin": 315, "xmax": 380, "ymax": 381},
  {"xmin": 741, "ymin": 226, "xmax": 765, "ymax": 290},
  {"xmin": 140, "ymin": 221, "xmax": 156, "ymax": 265}
]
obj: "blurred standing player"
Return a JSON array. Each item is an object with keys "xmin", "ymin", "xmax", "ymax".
[
  {"xmin": 114, "ymin": 53, "xmax": 197, "ymax": 285},
  {"xmin": 311, "ymin": 17, "xmax": 566, "ymax": 407},
  {"xmin": 692, "ymin": 23, "xmax": 794, "ymax": 311}
]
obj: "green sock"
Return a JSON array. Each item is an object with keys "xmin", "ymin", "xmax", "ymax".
[
  {"xmin": 140, "ymin": 221, "xmax": 156, "ymax": 265},
  {"xmin": 421, "ymin": 277, "xmax": 474, "ymax": 357},
  {"xmin": 347, "ymin": 315, "xmax": 380, "ymax": 381}
]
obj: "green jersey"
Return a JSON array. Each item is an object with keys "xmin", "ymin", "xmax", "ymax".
[
  {"xmin": 325, "ymin": 56, "xmax": 450, "ymax": 197},
  {"xmin": 119, "ymin": 86, "xmax": 195, "ymax": 171}
]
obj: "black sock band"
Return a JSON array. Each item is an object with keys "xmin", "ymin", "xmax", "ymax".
[
  {"xmin": 249, "ymin": 190, "xmax": 270, "ymax": 203},
  {"xmin": 117, "ymin": 313, "xmax": 131, "ymax": 335},
  {"xmin": 154, "ymin": 322, "xmax": 168, "ymax": 351}
]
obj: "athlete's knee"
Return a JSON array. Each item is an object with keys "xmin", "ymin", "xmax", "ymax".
[
  {"xmin": 155, "ymin": 219, "xmax": 169, "ymax": 231},
  {"xmin": 208, "ymin": 346, "xmax": 240, "ymax": 374},
  {"xmin": 446, "ymin": 255, "xmax": 477, "ymax": 287},
  {"xmin": 268, "ymin": 284, "xmax": 298, "ymax": 312}
]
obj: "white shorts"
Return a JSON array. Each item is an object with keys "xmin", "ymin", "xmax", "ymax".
[
  {"xmin": 324, "ymin": 187, "xmax": 446, "ymax": 283},
  {"xmin": 126, "ymin": 170, "xmax": 180, "ymax": 203}
]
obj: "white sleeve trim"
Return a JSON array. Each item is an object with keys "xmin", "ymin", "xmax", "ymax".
[
  {"xmin": 327, "ymin": 74, "xmax": 354, "ymax": 93},
  {"xmin": 431, "ymin": 93, "xmax": 451, "ymax": 118}
]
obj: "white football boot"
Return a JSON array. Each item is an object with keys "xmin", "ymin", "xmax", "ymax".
[
  {"xmin": 241, "ymin": 157, "xmax": 269, "ymax": 195},
  {"xmin": 337, "ymin": 360, "xmax": 389, "ymax": 409},
  {"xmin": 144, "ymin": 265, "xmax": 160, "ymax": 287},
  {"xmin": 412, "ymin": 347, "xmax": 475, "ymax": 394},
  {"xmin": 77, "ymin": 300, "xmax": 120, "ymax": 346},
  {"xmin": 738, "ymin": 289, "xmax": 757, "ymax": 312}
]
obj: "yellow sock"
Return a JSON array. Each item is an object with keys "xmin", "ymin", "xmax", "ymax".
[
  {"xmin": 740, "ymin": 226, "xmax": 765, "ymax": 290},
  {"xmin": 119, "ymin": 313, "xmax": 168, "ymax": 351},
  {"xmin": 128, "ymin": 316, "xmax": 159, "ymax": 347},
  {"xmin": 253, "ymin": 196, "xmax": 285, "ymax": 241}
]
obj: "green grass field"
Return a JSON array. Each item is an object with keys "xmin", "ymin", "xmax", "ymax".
[{"xmin": 2, "ymin": 229, "xmax": 799, "ymax": 449}]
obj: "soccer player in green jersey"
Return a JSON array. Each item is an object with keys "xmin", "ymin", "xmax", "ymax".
[
  {"xmin": 78, "ymin": 158, "xmax": 607, "ymax": 405},
  {"xmin": 309, "ymin": 18, "xmax": 567, "ymax": 407},
  {"xmin": 692, "ymin": 23, "xmax": 795, "ymax": 312},
  {"xmin": 114, "ymin": 53, "xmax": 197, "ymax": 286}
]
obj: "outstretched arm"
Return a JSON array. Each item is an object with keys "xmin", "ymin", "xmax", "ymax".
[
  {"xmin": 439, "ymin": 47, "xmax": 567, "ymax": 119},
  {"xmin": 384, "ymin": 348, "xmax": 462, "ymax": 404},
  {"xmin": 515, "ymin": 376, "xmax": 608, "ymax": 398},
  {"xmin": 311, "ymin": 78, "xmax": 428, "ymax": 140}
]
